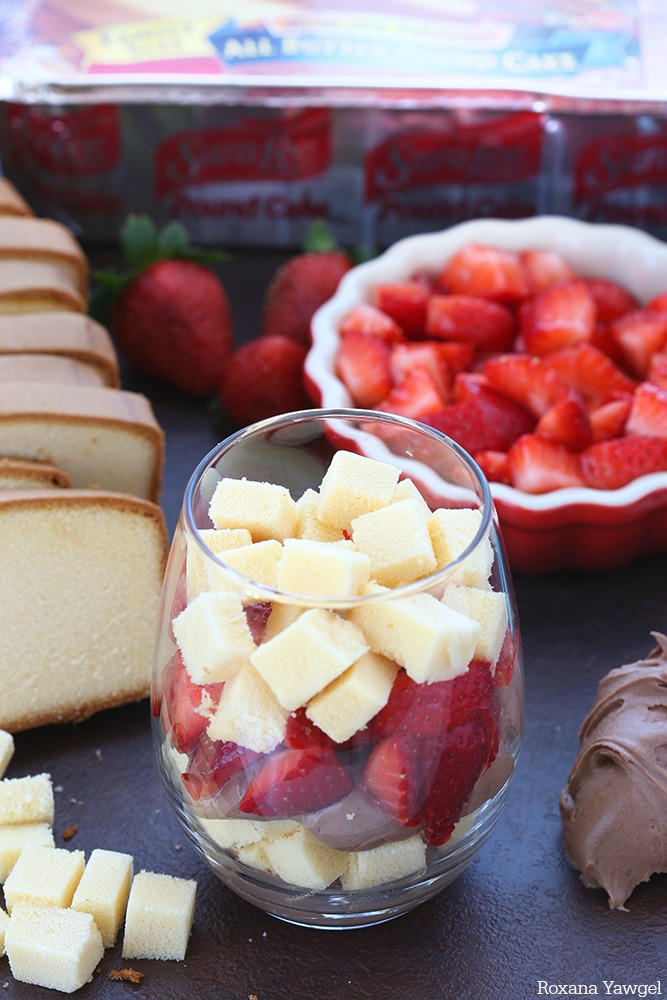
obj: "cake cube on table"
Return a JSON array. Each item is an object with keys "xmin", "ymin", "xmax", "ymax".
[
  {"xmin": 71, "ymin": 848, "xmax": 133, "ymax": 948},
  {"xmin": 316, "ymin": 451, "xmax": 400, "ymax": 529},
  {"xmin": 207, "ymin": 663, "xmax": 288, "ymax": 753},
  {"xmin": 0, "ymin": 773, "xmax": 54, "ymax": 825},
  {"xmin": 0, "ymin": 822, "xmax": 55, "ymax": 883},
  {"xmin": 427, "ymin": 507, "xmax": 494, "ymax": 588},
  {"xmin": 277, "ymin": 537, "xmax": 371, "ymax": 597},
  {"xmin": 172, "ymin": 590, "xmax": 256, "ymax": 684},
  {"xmin": 341, "ymin": 835, "xmax": 426, "ymax": 890},
  {"xmin": 122, "ymin": 870, "xmax": 197, "ymax": 962},
  {"xmin": 186, "ymin": 526, "xmax": 252, "ymax": 599},
  {"xmin": 3, "ymin": 844, "xmax": 84, "ymax": 913},
  {"xmin": 4, "ymin": 903, "xmax": 104, "ymax": 993},
  {"xmin": 294, "ymin": 488, "xmax": 342, "ymax": 542},
  {"xmin": 349, "ymin": 591, "xmax": 480, "ymax": 683},
  {"xmin": 206, "ymin": 539, "xmax": 283, "ymax": 595},
  {"xmin": 250, "ymin": 608, "xmax": 369, "ymax": 711},
  {"xmin": 306, "ymin": 651, "xmax": 399, "ymax": 744},
  {"xmin": 260, "ymin": 825, "xmax": 348, "ymax": 891},
  {"xmin": 209, "ymin": 477, "xmax": 297, "ymax": 541},
  {"xmin": 441, "ymin": 584, "xmax": 509, "ymax": 667},
  {"xmin": 0, "ymin": 730, "xmax": 14, "ymax": 778},
  {"xmin": 351, "ymin": 498, "xmax": 437, "ymax": 587}
]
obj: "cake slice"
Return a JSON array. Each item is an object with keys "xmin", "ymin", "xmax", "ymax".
[
  {"xmin": 0, "ymin": 312, "xmax": 120, "ymax": 387},
  {"xmin": 0, "ymin": 353, "xmax": 109, "ymax": 387},
  {"xmin": 0, "ymin": 217, "xmax": 89, "ymax": 296},
  {"xmin": 0, "ymin": 489, "xmax": 168, "ymax": 733},
  {"xmin": 0, "ymin": 178, "xmax": 32, "ymax": 218},
  {"xmin": 0, "ymin": 382, "xmax": 164, "ymax": 502},
  {"xmin": 0, "ymin": 261, "xmax": 86, "ymax": 314},
  {"xmin": 0, "ymin": 458, "xmax": 71, "ymax": 490}
]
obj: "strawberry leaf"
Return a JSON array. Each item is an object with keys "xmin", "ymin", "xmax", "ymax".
[
  {"xmin": 156, "ymin": 219, "xmax": 191, "ymax": 259},
  {"xmin": 120, "ymin": 214, "xmax": 160, "ymax": 270}
]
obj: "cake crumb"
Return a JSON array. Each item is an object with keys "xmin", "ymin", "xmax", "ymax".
[
  {"xmin": 62, "ymin": 823, "xmax": 78, "ymax": 840},
  {"xmin": 95, "ymin": 749, "xmax": 104, "ymax": 762},
  {"xmin": 109, "ymin": 968, "xmax": 144, "ymax": 984}
]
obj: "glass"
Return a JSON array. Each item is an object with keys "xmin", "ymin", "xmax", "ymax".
[{"xmin": 152, "ymin": 409, "xmax": 524, "ymax": 929}]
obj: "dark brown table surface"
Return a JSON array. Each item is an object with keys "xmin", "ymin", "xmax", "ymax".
[{"xmin": 2, "ymin": 249, "xmax": 666, "ymax": 1000}]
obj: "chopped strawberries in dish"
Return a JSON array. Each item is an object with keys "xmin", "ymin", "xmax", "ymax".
[
  {"xmin": 519, "ymin": 278, "xmax": 596, "ymax": 357},
  {"xmin": 582, "ymin": 277, "xmax": 638, "ymax": 324},
  {"xmin": 625, "ymin": 381, "xmax": 667, "ymax": 439},
  {"xmin": 475, "ymin": 450, "xmax": 510, "ymax": 484},
  {"xmin": 589, "ymin": 397, "xmax": 632, "ymax": 442},
  {"xmin": 161, "ymin": 651, "xmax": 224, "ymax": 756},
  {"xmin": 363, "ymin": 736, "xmax": 423, "ymax": 828},
  {"xmin": 506, "ymin": 434, "xmax": 585, "ymax": 493},
  {"xmin": 389, "ymin": 341, "xmax": 453, "ymax": 400},
  {"xmin": 284, "ymin": 707, "xmax": 334, "ymax": 751},
  {"xmin": 519, "ymin": 248, "xmax": 575, "ymax": 294},
  {"xmin": 610, "ymin": 309, "xmax": 667, "ymax": 377},
  {"xmin": 648, "ymin": 351, "xmax": 667, "ymax": 389},
  {"xmin": 239, "ymin": 746, "xmax": 353, "ymax": 817},
  {"xmin": 535, "ymin": 392, "xmax": 593, "ymax": 451},
  {"xmin": 424, "ymin": 390, "xmax": 534, "ymax": 455},
  {"xmin": 377, "ymin": 366, "xmax": 446, "ymax": 420},
  {"xmin": 182, "ymin": 734, "xmax": 261, "ymax": 801},
  {"xmin": 580, "ymin": 435, "xmax": 667, "ymax": 489},
  {"xmin": 541, "ymin": 343, "xmax": 636, "ymax": 409},
  {"xmin": 373, "ymin": 280, "xmax": 430, "ymax": 338},
  {"xmin": 483, "ymin": 354, "xmax": 568, "ymax": 418},
  {"xmin": 438, "ymin": 242, "xmax": 529, "ymax": 303},
  {"xmin": 425, "ymin": 294, "xmax": 516, "ymax": 352},
  {"xmin": 338, "ymin": 303, "xmax": 406, "ymax": 344},
  {"xmin": 336, "ymin": 332, "xmax": 393, "ymax": 408}
]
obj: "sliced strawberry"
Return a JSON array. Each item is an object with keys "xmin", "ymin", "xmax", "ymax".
[
  {"xmin": 362, "ymin": 736, "xmax": 422, "ymax": 828},
  {"xmin": 519, "ymin": 248, "xmax": 575, "ymax": 294},
  {"xmin": 377, "ymin": 366, "xmax": 446, "ymax": 420},
  {"xmin": 647, "ymin": 291, "xmax": 667, "ymax": 312},
  {"xmin": 519, "ymin": 278, "xmax": 595, "ymax": 357},
  {"xmin": 506, "ymin": 434, "xmax": 585, "ymax": 493},
  {"xmin": 244, "ymin": 601, "xmax": 272, "ymax": 644},
  {"xmin": 425, "ymin": 294, "xmax": 516, "ymax": 352},
  {"xmin": 389, "ymin": 341, "xmax": 453, "ymax": 400},
  {"xmin": 625, "ymin": 381, "xmax": 667, "ymax": 439},
  {"xmin": 589, "ymin": 397, "xmax": 632, "ymax": 442},
  {"xmin": 161, "ymin": 651, "xmax": 224, "ymax": 756},
  {"xmin": 284, "ymin": 707, "xmax": 334, "ymax": 751},
  {"xmin": 438, "ymin": 341, "xmax": 476, "ymax": 375},
  {"xmin": 438, "ymin": 243, "xmax": 529, "ymax": 303},
  {"xmin": 610, "ymin": 308, "xmax": 667, "ymax": 377},
  {"xmin": 423, "ymin": 396, "xmax": 529, "ymax": 456},
  {"xmin": 648, "ymin": 351, "xmax": 667, "ymax": 389},
  {"xmin": 338, "ymin": 303, "xmax": 405, "ymax": 344},
  {"xmin": 494, "ymin": 629, "xmax": 518, "ymax": 688},
  {"xmin": 536, "ymin": 392, "xmax": 592, "ymax": 451},
  {"xmin": 580, "ymin": 435, "xmax": 667, "ymax": 489},
  {"xmin": 181, "ymin": 734, "xmax": 261, "ymax": 801},
  {"xmin": 483, "ymin": 353, "xmax": 568, "ymax": 418},
  {"xmin": 373, "ymin": 280, "xmax": 429, "ymax": 339},
  {"xmin": 336, "ymin": 331, "xmax": 393, "ymax": 408},
  {"xmin": 542, "ymin": 343, "xmax": 637, "ymax": 409},
  {"xmin": 239, "ymin": 746, "xmax": 353, "ymax": 817},
  {"xmin": 582, "ymin": 277, "xmax": 637, "ymax": 324},
  {"xmin": 474, "ymin": 449, "xmax": 510, "ymax": 485}
]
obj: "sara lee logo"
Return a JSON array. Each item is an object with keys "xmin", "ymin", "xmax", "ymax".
[
  {"xmin": 365, "ymin": 112, "xmax": 543, "ymax": 200},
  {"xmin": 5, "ymin": 103, "xmax": 121, "ymax": 174},
  {"xmin": 575, "ymin": 131, "xmax": 667, "ymax": 200},
  {"xmin": 156, "ymin": 110, "xmax": 331, "ymax": 198}
]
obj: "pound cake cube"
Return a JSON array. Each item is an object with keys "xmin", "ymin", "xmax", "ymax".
[
  {"xmin": 261, "ymin": 825, "xmax": 348, "ymax": 891},
  {"xmin": 0, "ymin": 774, "xmax": 54, "ymax": 825},
  {"xmin": 209, "ymin": 477, "xmax": 297, "ymax": 541},
  {"xmin": 0, "ymin": 491, "xmax": 167, "ymax": 733},
  {"xmin": 0, "ymin": 260, "xmax": 86, "ymax": 315},
  {"xmin": 200, "ymin": 817, "xmax": 300, "ymax": 850},
  {"xmin": 341, "ymin": 835, "xmax": 426, "ymax": 890},
  {"xmin": 207, "ymin": 663, "xmax": 288, "ymax": 753},
  {"xmin": 0, "ymin": 906, "xmax": 8, "ymax": 956},
  {"xmin": 186, "ymin": 527, "xmax": 252, "ymax": 600},
  {"xmin": 441, "ymin": 584, "xmax": 509, "ymax": 667},
  {"xmin": 316, "ymin": 450, "xmax": 400, "ymax": 529},
  {"xmin": 3, "ymin": 844, "xmax": 85, "ymax": 913},
  {"xmin": 122, "ymin": 870, "xmax": 197, "ymax": 962},
  {"xmin": 206, "ymin": 539, "xmax": 283, "ymax": 595},
  {"xmin": 0, "ymin": 729, "xmax": 14, "ymax": 778},
  {"xmin": 294, "ymin": 488, "xmax": 342, "ymax": 542},
  {"xmin": 0, "ymin": 458, "xmax": 72, "ymax": 491},
  {"xmin": 306, "ymin": 651, "xmax": 399, "ymax": 744},
  {"xmin": 392, "ymin": 476, "xmax": 432, "ymax": 517},
  {"xmin": 172, "ymin": 590, "xmax": 256, "ymax": 684},
  {"xmin": 4, "ymin": 902, "xmax": 104, "ymax": 993},
  {"xmin": 277, "ymin": 538, "xmax": 371, "ymax": 597},
  {"xmin": 0, "ymin": 823, "xmax": 55, "ymax": 883},
  {"xmin": 71, "ymin": 848, "xmax": 133, "ymax": 948},
  {"xmin": 0, "ymin": 312, "xmax": 120, "ymax": 388},
  {"xmin": 349, "ymin": 592, "xmax": 480, "ymax": 683},
  {"xmin": 263, "ymin": 601, "xmax": 305, "ymax": 642},
  {"xmin": 0, "ymin": 217, "xmax": 89, "ymax": 297},
  {"xmin": 250, "ymin": 608, "xmax": 369, "ymax": 711},
  {"xmin": 351, "ymin": 498, "xmax": 437, "ymax": 587},
  {"xmin": 0, "ymin": 382, "xmax": 164, "ymax": 502},
  {"xmin": 427, "ymin": 507, "xmax": 494, "ymax": 588}
]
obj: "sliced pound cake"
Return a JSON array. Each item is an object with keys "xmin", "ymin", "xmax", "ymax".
[
  {"xmin": 0, "ymin": 312, "xmax": 120, "ymax": 387},
  {"xmin": 0, "ymin": 458, "xmax": 71, "ymax": 490}
]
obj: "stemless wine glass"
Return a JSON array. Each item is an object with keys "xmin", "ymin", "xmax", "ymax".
[{"xmin": 152, "ymin": 408, "xmax": 524, "ymax": 929}]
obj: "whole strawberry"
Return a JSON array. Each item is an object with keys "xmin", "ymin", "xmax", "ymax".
[
  {"xmin": 261, "ymin": 220, "xmax": 352, "ymax": 347},
  {"xmin": 219, "ymin": 335, "xmax": 311, "ymax": 427},
  {"xmin": 92, "ymin": 215, "xmax": 233, "ymax": 396}
]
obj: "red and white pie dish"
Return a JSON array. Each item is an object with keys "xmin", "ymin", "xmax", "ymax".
[{"xmin": 304, "ymin": 216, "xmax": 667, "ymax": 574}]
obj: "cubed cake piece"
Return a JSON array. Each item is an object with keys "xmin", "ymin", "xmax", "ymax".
[
  {"xmin": 351, "ymin": 498, "xmax": 437, "ymax": 587},
  {"xmin": 294, "ymin": 488, "xmax": 342, "ymax": 542},
  {"xmin": 316, "ymin": 451, "xmax": 400, "ymax": 529},
  {"xmin": 441, "ymin": 584, "xmax": 509, "ymax": 667},
  {"xmin": 349, "ymin": 592, "xmax": 480, "ymax": 683},
  {"xmin": 306, "ymin": 651, "xmax": 399, "ymax": 744},
  {"xmin": 0, "ymin": 905, "xmax": 8, "ymax": 956},
  {"xmin": 427, "ymin": 507, "xmax": 494, "ymax": 588},
  {"xmin": 261, "ymin": 825, "xmax": 348, "ymax": 891},
  {"xmin": 172, "ymin": 590, "xmax": 256, "ymax": 684},
  {"xmin": 3, "ymin": 844, "xmax": 85, "ymax": 913},
  {"xmin": 207, "ymin": 663, "xmax": 288, "ymax": 753},
  {"xmin": 277, "ymin": 538, "xmax": 371, "ymax": 597},
  {"xmin": 4, "ymin": 903, "xmax": 104, "ymax": 993},
  {"xmin": 0, "ymin": 729, "xmax": 14, "ymax": 778},
  {"xmin": 392, "ymin": 477, "xmax": 432, "ymax": 517},
  {"xmin": 209, "ymin": 477, "xmax": 297, "ymax": 541},
  {"xmin": 71, "ymin": 848, "xmax": 133, "ymax": 948},
  {"xmin": 122, "ymin": 870, "xmax": 197, "ymax": 962},
  {"xmin": 206, "ymin": 539, "xmax": 283, "ymax": 595},
  {"xmin": 200, "ymin": 817, "xmax": 300, "ymax": 850},
  {"xmin": 185, "ymin": 527, "xmax": 252, "ymax": 599},
  {"xmin": 250, "ymin": 608, "xmax": 369, "ymax": 711},
  {"xmin": 263, "ymin": 602, "xmax": 305, "ymax": 642},
  {"xmin": 0, "ymin": 774, "xmax": 54, "ymax": 825},
  {"xmin": 341, "ymin": 835, "xmax": 426, "ymax": 890},
  {"xmin": 0, "ymin": 823, "xmax": 55, "ymax": 883}
]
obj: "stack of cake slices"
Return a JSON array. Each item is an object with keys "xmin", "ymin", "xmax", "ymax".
[{"xmin": 0, "ymin": 176, "xmax": 168, "ymax": 733}]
